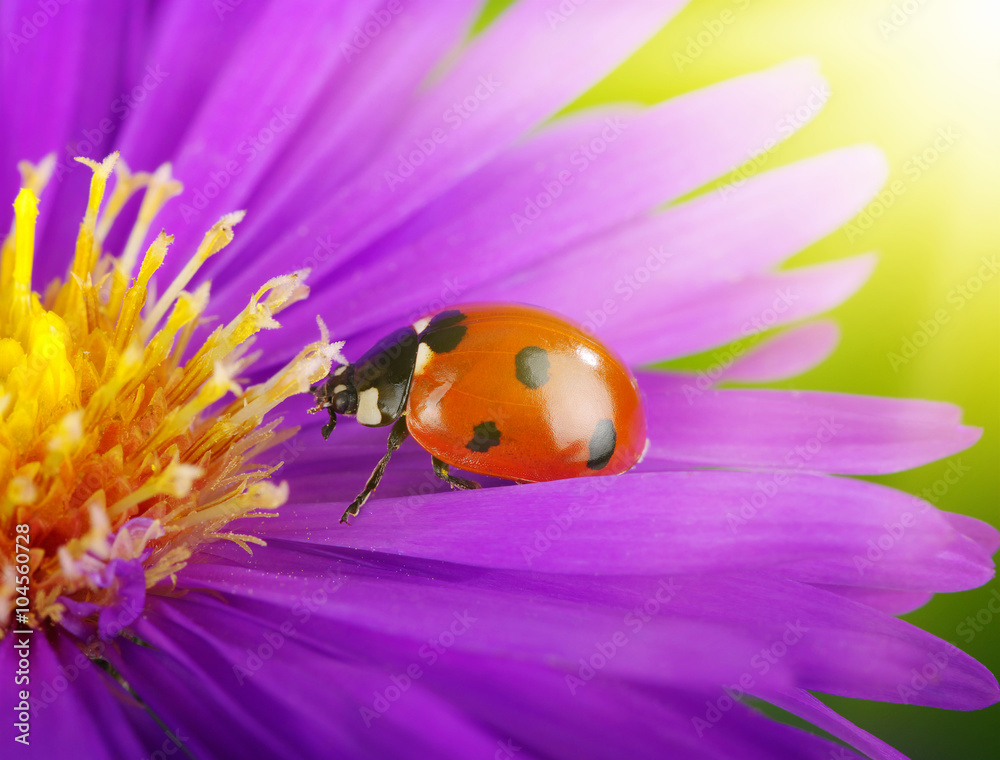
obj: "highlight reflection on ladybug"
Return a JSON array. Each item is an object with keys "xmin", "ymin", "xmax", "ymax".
[{"xmin": 310, "ymin": 303, "xmax": 648, "ymax": 523}]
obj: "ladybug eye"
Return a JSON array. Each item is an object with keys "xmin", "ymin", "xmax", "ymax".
[
  {"xmin": 309, "ymin": 364, "xmax": 359, "ymax": 419},
  {"xmin": 334, "ymin": 387, "xmax": 358, "ymax": 415}
]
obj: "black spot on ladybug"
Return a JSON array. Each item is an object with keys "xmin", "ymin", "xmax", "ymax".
[
  {"xmin": 425, "ymin": 309, "xmax": 465, "ymax": 329},
  {"xmin": 421, "ymin": 310, "xmax": 467, "ymax": 354},
  {"xmin": 467, "ymin": 421, "xmax": 501, "ymax": 453},
  {"xmin": 514, "ymin": 346, "xmax": 550, "ymax": 389},
  {"xmin": 587, "ymin": 419, "xmax": 616, "ymax": 471}
]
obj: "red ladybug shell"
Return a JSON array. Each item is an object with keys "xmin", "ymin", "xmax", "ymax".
[{"xmin": 405, "ymin": 303, "xmax": 647, "ymax": 482}]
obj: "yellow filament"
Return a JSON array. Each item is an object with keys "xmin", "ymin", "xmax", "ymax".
[{"xmin": 0, "ymin": 151, "xmax": 344, "ymax": 634}]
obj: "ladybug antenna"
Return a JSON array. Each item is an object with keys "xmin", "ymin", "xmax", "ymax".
[{"xmin": 309, "ymin": 362, "xmax": 358, "ymax": 439}]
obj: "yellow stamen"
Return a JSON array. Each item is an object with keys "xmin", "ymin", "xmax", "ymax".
[
  {"xmin": 0, "ymin": 156, "xmax": 55, "ymax": 291},
  {"xmin": 71, "ymin": 153, "xmax": 119, "ymax": 282},
  {"xmin": 96, "ymin": 159, "xmax": 148, "ymax": 244},
  {"xmin": 12, "ymin": 188, "xmax": 38, "ymax": 289},
  {"xmin": 0, "ymin": 152, "xmax": 344, "ymax": 637},
  {"xmin": 113, "ymin": 232, "xmax": 169, "ymax": 352},
  {"xmin": 117, "ymin": 162, "xmax": 182, "ymax": 277},
  {"xmin": 144, "ymin": 210, "xmax": 245, "ymax": 333}
]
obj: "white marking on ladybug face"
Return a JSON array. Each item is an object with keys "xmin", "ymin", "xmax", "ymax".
[
  {"xmin": 356, "ymin": 387, "xmax": 382, "ymax": 425},
  {"xmin": 412, "ymin": 317, "xmax": 432, "ymax": 333},
  {"xmin": 332, "ymin": 384, "xmax": 347, "ymax": 394},
  {"xmin": 333, "ymin": 365, "xmax": 348, "ymax": 377},
  {"xmin": 414, "ymin": 342, "xmax": 435, "ymax": 376}
]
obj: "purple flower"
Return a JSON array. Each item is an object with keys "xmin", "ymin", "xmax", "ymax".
[{"xmin": 1, "ymin": 2, "xmax": 996, "ymax": 759}]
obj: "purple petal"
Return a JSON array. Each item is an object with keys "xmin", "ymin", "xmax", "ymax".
[
  {"xmin": 179, "ymin": 544, "xmax": 998, "ymax": 711},
  {"xmin": 113, "ymin": 2, "xmax": 274, "ymax": 171},
  {"xmin": 118, "ymin": 590, "xmax": 858, "ymax": 760},
  {"xmin": 460, "ymin": 146, "xmax": 885, "ymax": 365},
  {"xmin": 673, "ymin": 576, "xmax": 999, "ymax": 710},
  {"xmin": 179, "ymin": 542, "xmax": 798, "ymax": 694},
  {"xmin": 238, "ymin": 60, "xmax": 850, "ymax": 368},
  {"xmin": 96, "ymin": 558, "xmax": 147, "ymax": 639},
  {"xmin": 941, "ymin": 511, "xmax": 1000, "ymax": 555},
  {"xmin": 226, "ymin": 105, "xmax": 637, "ymax": 362},
  {"xmin": 810, "ymin": 585, "xmax": 934, "ymax": 616},
  {"xmin": 214, "ymin": 0, "xmax": 485, "ymax": 276},
  {"xmin": 106, "ymin": 595, "xmax": 507, "ymax": 759},
  {"xmin": 757, "ymin": 689, "xmax": 910, "ymax": 760},
  {"xmin": 255, "ymin": 470, "xmax": 994, "ymax": 593},
  {"xmin": 717, "ymin": 321, "xmax": 841, "ymax": 383},
  {"xmin": 149, "ymin": 2, "xmax": 388, "ymax": 260},
  {"xmin": 54, "ymin": 597, "xmax": 101, "ymax": 639},
  {"xmin": 207, "ymin": 0, "xmax": 688, "ymax": 318},
  {"xmin": 2, "ymin": 0, "xmax": 143, "ymax": 285},
  {"xmin": 295, "ymin": 0, "xmax": 688, "ymax": 261},
  {"xmin": 0, "ymin": 630, "xmax": 161, "ymax": 758},
  {"xmin": 616, "ymin": 253, "xmax": 876, "ymax": 361},
  {"xmin": 377, "ymin": 646, "xmax": 868, "ymax": 760},
  {"xmin": 341, "ymin": 60, "xmax": 832, "ymax": 325},
  {"xmin": 639, "ymin": 373, "xmax": 982, "ymax": 474}
]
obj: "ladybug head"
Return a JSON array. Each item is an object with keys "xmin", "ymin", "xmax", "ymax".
[
  {"xmin": 309, "ymin": 325, "xmax": 420, "ymax": 438},
  {"xmin": 309, "ymin": 362, "xmax": 359, "ymax": 439}
]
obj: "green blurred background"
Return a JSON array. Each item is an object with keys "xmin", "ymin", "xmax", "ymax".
[{"xmin": 482, "ymin": 0, "xmax": 1000, "ymax": 756}]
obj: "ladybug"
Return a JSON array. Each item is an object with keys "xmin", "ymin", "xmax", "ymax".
[{"xmin": 310, "ymin": 303, "xmax": 647, "ymax": 522}]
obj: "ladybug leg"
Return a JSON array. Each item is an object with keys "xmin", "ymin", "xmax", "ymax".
[
  {"xmin": 320, "ymin": 411, "xmax": 337, "ymax": 440},
  {"xmin": 432, "ymin": 457, "xmax": 481, "ymax": 491},
  {"xmin": 341, "ymin": 416, "xmax": 410, "ymax": 524}
]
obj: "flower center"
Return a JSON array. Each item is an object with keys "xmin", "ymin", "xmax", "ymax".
[{"xmin": 0, "ymin": 153, "xmax": 341, "ymax": 640}]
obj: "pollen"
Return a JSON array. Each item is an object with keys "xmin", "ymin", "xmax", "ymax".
[{"xmin": 0, "ymin": 152, "xmax": 342, "ymax": 639}]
